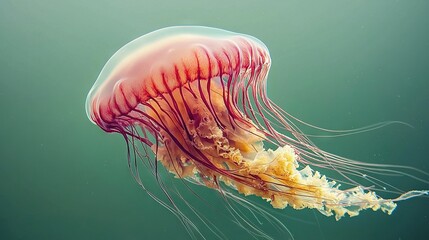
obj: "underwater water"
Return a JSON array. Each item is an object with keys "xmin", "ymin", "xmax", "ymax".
[{"xmin": 1, "ymin": 0, "xmax": 428, "ymax": 239}]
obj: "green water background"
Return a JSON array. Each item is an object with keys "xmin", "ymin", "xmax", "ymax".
[{"xmin": 1, "ymin": 0, "xmax": 428, "ymax": 239}]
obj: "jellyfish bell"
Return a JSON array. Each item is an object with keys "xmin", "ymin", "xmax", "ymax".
[
  {"xmin": 86, "ymin": 26, "xmax": 269, "ymax": 130},
  {"xmin": 86, "ymin": 26, "xmax": 428, "ymax": 237}
]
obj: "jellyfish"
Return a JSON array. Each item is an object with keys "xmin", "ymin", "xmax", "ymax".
[{"xmin": 86, "ymin": 26, "xmax": 428, "ymax": 238}]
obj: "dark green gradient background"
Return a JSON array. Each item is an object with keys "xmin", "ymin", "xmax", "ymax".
[{"xmin": 1, "ymin": 0, "xmax": 428, "ymax": 239}]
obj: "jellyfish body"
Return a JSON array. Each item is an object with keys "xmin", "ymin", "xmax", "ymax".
[{"xmin": 86, "ymin": 26, "xmax": 427, "ymax": 228}]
